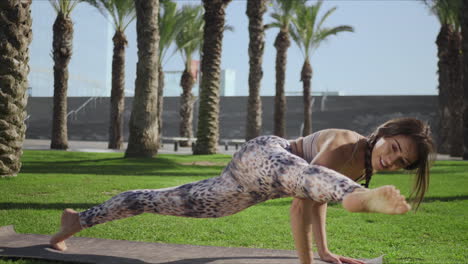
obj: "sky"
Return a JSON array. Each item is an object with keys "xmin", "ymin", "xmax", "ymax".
[{"xmin": 29, "ymin": 0, "xmax": 441, "ymax": 96}]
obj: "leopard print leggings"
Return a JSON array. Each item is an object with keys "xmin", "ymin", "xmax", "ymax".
[{"xmin": 79, "ymin": 136, "xmax": 363, "ymax": 228}]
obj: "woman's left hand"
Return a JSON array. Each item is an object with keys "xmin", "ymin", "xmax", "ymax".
[{"xmin": 319, "ymin": 251, "xmax": 366, "ymax": 264}]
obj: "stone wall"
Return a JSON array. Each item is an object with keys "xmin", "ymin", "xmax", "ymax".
[{"xmin": 25, "ymin": 96, "xmax": 438, "ymax": 141}]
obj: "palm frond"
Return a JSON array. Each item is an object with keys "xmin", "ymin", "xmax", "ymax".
[
  {"xmin": 159, "ymin": 0, "xmax": 186, "ymax": 64},
  {"xmin": 83, "ymin": 0, "xmax": 135, "ymax": 32},
  {"xmin": 112, "ymin": 0, "xmax": 135, "ymax": 31},
  {"xmin": 316, "ymin": 4, "xmax": 336, "ymax": 31},
  {"xmin": 291, "ymin": 1, "xmax": 353, "ymax": 58},
  {"xmin": 69, "ymin": 0, "xmax": 80, "ymax": 14},
  {"xmin": 313, "ymin": 25, "xmax": 354, "ymax": 51},
  {"xmin": 123, "ymin": 11, "xmax": 136, "ymax": 31},
  {"xmin": 271, "ymin": 0, "xmax": 306, "ymax": 30},
  {"xmin": 49, "ymin": 0, "xmax": 60, "ymax": 13},
  {"xmin": 49, "ymin": 0, "xmax": 81, "ymax": 17},
  {"xmin": 425, "ymin": 0, "xmax": 462, "ymax": 28},
  {"xmin": 289, "ymin": 24, "xmax": 305, "ymax": 57},
  {"xmin": 264, "ymin": 22, "xmax": 282, "ymax": 30},
  {"xmin": 269, "ymin": 12, "xmax": 283, "ymax": 24},
  {"xmin": 175, "ymin": 4, "xmax": 205, "ymax": 70}
]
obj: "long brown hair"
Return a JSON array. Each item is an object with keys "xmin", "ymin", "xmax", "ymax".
[{"xmin": 363, "ymin": 118, "xmax": 435, "ymax": 210}]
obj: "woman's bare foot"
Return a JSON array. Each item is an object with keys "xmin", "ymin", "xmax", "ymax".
[
  {"xmin": 342, "ymin": 185, "xmax": 411, "ymax": 214},
  {"xmin": 49, "ymin": 209, "xmax": 83, "ymax": 251}
]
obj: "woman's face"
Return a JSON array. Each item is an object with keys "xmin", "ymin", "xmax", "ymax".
[{"xmin": 371, "ymin": 135, "xmax": 418, "ymax": 172}]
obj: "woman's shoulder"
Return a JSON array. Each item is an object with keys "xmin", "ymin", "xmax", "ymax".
[{"xmin": 316, "ymin": 129, "xmax": 364, "ymax": 145}]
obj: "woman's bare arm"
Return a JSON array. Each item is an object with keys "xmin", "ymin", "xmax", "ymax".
[
  {"xmin": 290, "ymin": 130, "xmax": 364, "ymax": 264},
  {"xmin": 290, "ymin": 198, "xmax": 314, "ymax": 264}
]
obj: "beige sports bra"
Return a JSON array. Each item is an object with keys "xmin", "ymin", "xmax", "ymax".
[{"xmin": 289, "ymin": 131, "xmax": 321, "ymax": 163}]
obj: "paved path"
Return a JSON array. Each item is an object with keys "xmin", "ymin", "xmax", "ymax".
[
  {"xmin": 24, "ymin": 139, "xmax": 463, "ymax": 161},
  {"xmin": 23, "ymin": 139, "xmax": 238, "ymax": 155}
]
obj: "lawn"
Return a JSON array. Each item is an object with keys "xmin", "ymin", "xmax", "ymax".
[{"xmin": 0, "ymin": 150, "xmax": 467, "ymax": 264}]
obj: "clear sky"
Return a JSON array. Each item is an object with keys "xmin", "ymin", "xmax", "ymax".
[{"xmin": 29, "ymin": 0, "xmax": 440, "ymax": 96}]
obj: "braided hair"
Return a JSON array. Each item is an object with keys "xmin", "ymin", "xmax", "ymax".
[{"xmin": 362, "ymin": 134, "xmax": 378, "ymax": 188}]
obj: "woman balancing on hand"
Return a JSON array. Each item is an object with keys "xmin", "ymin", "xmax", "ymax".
[
  {"xmin": 290, "ymin": 118, "xmax": 434, "ymax": 264},
  {"xmin": 50, "ymin": 118, "xmax": 434, "ymax": 262}
]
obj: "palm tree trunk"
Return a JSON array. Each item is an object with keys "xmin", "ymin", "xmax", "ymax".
[
  {"xmin": 125, "ymin": 0, "xmax": 160, "ymax": 158},
  {"xmin": 273, "ymin": 29, "xmax": 290, "ymax": 138},
  {"xmin": 51, "ymin": 13, "xmax": 73, "ymax": 150},
  {"xmin": 108, "ymin": 30, "xmax": 127, "ymax": 150},
  {"xmin": 158, "ymin": 66, "xmax": 164, "ymax": 145},
  {"xmin": 0, "ymin": 0, "xmax": 32, "ymax": 177},
  {"xmin": 301, "ymin": 59, "xmax": 312, "ymax": 136},
  {"xmin": 245, "ymin": 0, "xmax": 266, "ymax": 141},
  {"xmin": 448, "ymin": 30, "xmax": 463, "ymax": 157},
  {"xmin": 193, "ymin": 0, "xmax": 232, "ymax": 155},
  {"xmin": 435, "ymin": 24, "xmax": 452, "ymax": 154},
  {"xmin": 179, "ymin": 69, "xmax": 195, "ymax": 147},
  {"xmin": 462, "ymin": 1, "xmax": 468, "ymax": 160}
]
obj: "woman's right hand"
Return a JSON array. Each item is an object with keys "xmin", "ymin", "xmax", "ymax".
[{"xmin": 319, "ymin": 250, "xmax": 366, "ymax": 264}]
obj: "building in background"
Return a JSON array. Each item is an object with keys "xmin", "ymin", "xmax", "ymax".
[{"xmin": 220, "ymin": 69, "xmax": 236, "ymax": 96}]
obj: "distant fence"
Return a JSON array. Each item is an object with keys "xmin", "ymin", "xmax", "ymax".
[{"xmin": 25, "ymin": 96, "xmax": 438, "ymax": 142}]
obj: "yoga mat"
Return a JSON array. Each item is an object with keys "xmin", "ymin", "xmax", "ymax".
[{"xmin": 0, "ymin": 225, "xmax": 383, "ymax": 264}]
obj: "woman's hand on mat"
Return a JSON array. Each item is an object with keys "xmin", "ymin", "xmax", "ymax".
[{"xmin": 319, "ymin": 251, "xmax": 366, "ymax": 264}]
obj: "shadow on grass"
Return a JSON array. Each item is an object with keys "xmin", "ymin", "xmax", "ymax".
[
  {"xmin": 256, "ymin": 195, "xmax": 468, "ymax": 207},
  {"xmin": 0, "ymin": 203, "xmax": 99, "ymax": 210},
  {"xmin": 419, "ymin": 195, "xmax": 468, "ymax": 203},
  {"xmin": 1, "ymin": 256, "xmax": 79, "ymax": 264},
  {"xmin": 20, "ymin": 157, "xmax": 224, "ymax": 177}
]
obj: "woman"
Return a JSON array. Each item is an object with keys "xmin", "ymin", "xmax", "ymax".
[
  {"xmin": 290, "ymin": 117, "xmax": 434, "ymax": 264},
  {"xmin": 50, "ymin": 118, "xmax": 432, "ymax": 263}
]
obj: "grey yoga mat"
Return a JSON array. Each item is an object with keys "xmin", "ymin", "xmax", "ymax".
[{"xmin": 0, "ymin": 225, "xmax": 383, "ymax": 264}]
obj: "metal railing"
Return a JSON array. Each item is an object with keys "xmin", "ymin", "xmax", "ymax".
[{"xmin": 67, "ymin": 97, "xmax": 98, "ymax": 120}]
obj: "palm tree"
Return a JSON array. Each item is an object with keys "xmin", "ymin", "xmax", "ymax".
[
  {"xmin": 447, "ymin": 23, "xmax": 463, "ymax": 157},
  {"xmin": 193, "ymin": 0, "xmax": 232, "ymax": 155},
  {"xmin": 157, "ymin": 0, "xmax": 184, "ymax": 144},
  {"xmin": 245, "ymin": 0, "xmax": 267, "ymax": 141},
  {"xmin": 268, "ymin": 0, "xmax": 306, "ymax": 138},
  {"xmin": 426, "ymin": 0, "xmax": 462, "ymax": 155},
  {"xmin": 49, "ymin": 0, "xmax": 79, "ymax": 150},
  {"xmin": 125, "ymin": 0, "xmax": 160, "ymax": 158},
  {"xmin": 462, "ymin": 0, "xmax": 468, "ymax": 160},
  {"xmin": 85, "ymin": 0, "xmax": 136, "ymax": 150},
  {"xmin": 290, "ymin": 1, "xmax": 353, "ymax": 136},
  {"xmin": 175, "ymin": 5, "xmax": 204, "ymax": 147},
  {"xmin": 0, "ymin": 0, "xmax": 32, "ymax": 177}
]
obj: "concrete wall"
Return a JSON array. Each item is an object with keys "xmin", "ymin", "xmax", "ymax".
[{"xmin": 25, "ymin": 96, "xmax": 438, "ymax": 141}]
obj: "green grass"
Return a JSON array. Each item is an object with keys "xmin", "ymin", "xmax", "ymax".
[{"xmin": 1, "ymin": 150, "xmax": 467, "ymax": 264}]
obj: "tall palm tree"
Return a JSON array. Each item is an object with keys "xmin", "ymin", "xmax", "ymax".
[
  {"xmin": 175, "ymin": 5, "xmax": 204, "ymax": 147},
  {"xmin": 193, "ymin": 0, "xmax": 232, "ymax": 155},
  {"xmin": 447, "ymin": 24, "xmax": 463, "ymax": 157},
  {"xmin": 245, "ymin": 0, "xmax": 267, "ymax": 141},
  {"xmin": 50, "ymin": 0, "xmax": 79, "ymax": 150},
  {"xmin": 462, "ymin": 0, "xmax": 468, "ymax": 160},
  {"xmin": 157, "ymin": 0, "xmax": 184, "ymax": 144},
  {"xmin": 426, "ymin": 0, "xmax": 462, "ymax": 154},
  {"xmin": 85, "ymin": 0, "xmax": 136, "ymax": 150},
  {"xmin": 0, "ymin": 0, "xmax": 32, "ymax": 177},
  {"xmin": 268, "ymin": 0, "xmax": 305, "ymax": 138},
  {"xmin": 290, "ymin": 1, "xmax": 353, "ymax": 136},
  {"xmin": 125, "ymin": 0, "xmax": 160, "ymax": 158}
]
